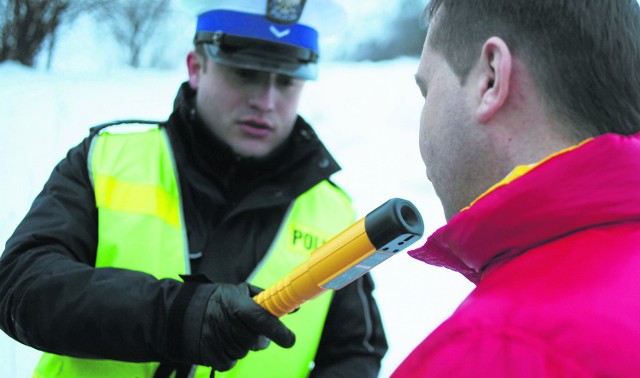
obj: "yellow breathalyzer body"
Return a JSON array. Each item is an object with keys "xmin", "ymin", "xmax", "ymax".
[{"xmin": 254, "ymin": 198, "xmax": 424, "ymax": 317}]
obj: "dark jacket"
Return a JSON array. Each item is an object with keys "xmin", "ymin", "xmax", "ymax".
[{"xmin": 0, "ymin": 83, "xmax": 387, "ymax": 377}]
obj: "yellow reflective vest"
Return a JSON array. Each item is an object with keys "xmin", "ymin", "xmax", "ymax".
[{"xmin": 33, "ymin": 124, "xmax": 355, "ymax": 378}]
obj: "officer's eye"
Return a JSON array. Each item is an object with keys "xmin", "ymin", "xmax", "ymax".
[
  {"xmin": 276, "ymin": 75, "xmax": 296, "ymax": 88},
  {"xmin": 233, "ymin": 68, "xmax": 259, "ymax": 80}
]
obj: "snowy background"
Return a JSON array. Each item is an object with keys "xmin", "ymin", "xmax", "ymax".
[{"xmin": 0, "ymin": 2, "xmax": 476, "ymax": 377}]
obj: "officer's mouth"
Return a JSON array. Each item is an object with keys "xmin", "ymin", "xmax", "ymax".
[{"xmin": 238, "ymin": 118, "xmax": 273, "ymax": 137}]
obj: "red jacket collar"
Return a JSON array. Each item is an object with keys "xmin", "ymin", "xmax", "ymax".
[{"xmin": 409, "ymin": 133, "xmax": 640, "ymax": 284}]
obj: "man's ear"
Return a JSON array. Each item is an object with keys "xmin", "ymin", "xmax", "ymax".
[
  {"xmin": 475, "ymin": 37, "xmax": 512, "ymax": 123},
  {"xmin": 187, "ymin": 51, "xmax": 202, "ymax": 90}
]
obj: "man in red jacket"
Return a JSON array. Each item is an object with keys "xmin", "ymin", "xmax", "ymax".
[{"xmin": 393, "ymin": 0, "xmax": 640, "ymax": 376}]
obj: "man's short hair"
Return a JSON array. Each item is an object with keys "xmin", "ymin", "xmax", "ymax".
[{"xmin": 425, "ymin": 0, "xmax": 640, "ymax": 137}]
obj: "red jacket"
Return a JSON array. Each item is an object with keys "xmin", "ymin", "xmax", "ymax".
[{"xmin": 392, "ymin": 133, "xmax": 640, "ymax": 377}]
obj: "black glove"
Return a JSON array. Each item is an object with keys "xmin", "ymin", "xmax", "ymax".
[{"xmin": 199, "ymin": 282, "xmax": 295, "ymax": 371}]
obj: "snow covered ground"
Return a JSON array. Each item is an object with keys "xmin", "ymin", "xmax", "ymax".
[{"xmin": 0, "ymin": 58, "xmax": 473, "ymax": 378}]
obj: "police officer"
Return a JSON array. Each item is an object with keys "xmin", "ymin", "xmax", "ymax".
[{"xmin": 0, "ymin": 1, "xmax": 388, "ymax": 377}]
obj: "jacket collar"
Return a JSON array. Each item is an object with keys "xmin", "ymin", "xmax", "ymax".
[{"xmin": 409, "ymin": 133, "xmax": 640, "ymax": 284}]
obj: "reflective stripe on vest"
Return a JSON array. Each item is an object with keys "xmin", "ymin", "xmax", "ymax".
[{"xmin": 34, "ymin": 123, "xmax": 355, "ymax": 378}]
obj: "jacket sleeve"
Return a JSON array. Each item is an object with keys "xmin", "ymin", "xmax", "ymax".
[
  {"xmin": 0, "ymin": 133, "xmax": 211, "ymax": 363},
  {"xmin": 311, "ymin": 273, "xmax": 388, "ymax": 378}
]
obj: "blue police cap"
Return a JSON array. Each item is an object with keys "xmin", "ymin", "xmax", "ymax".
[{"xmin": 183, "ymin": 0, "xmax": 347, "ymax": 80}]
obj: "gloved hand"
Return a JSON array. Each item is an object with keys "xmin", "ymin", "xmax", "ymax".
[{"xmin": 199, "ymin": 282, "xmax": 296, "ymax": 372}]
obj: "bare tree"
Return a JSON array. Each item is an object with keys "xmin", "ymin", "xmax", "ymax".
[
  {"xmin": 95, "ymin": 0, "xmax": 171, "ymax": 68},
  {"xmin": 0, "ymin": 0, "xmax": 106, "ymax": 67}
]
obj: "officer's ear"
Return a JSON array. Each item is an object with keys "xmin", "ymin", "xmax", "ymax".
[{"xmin": 187, "ymin": 50, "xmax": 203, "ymax": 90}]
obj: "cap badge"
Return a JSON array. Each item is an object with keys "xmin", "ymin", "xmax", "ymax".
[{"xmin": 266, "ymin": 0, "xmax": 307, "ymax": 24}]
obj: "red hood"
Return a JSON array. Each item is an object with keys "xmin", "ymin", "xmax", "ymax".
[{"xmin": 409, "ymin": 133, "xmax": 640, "ymax": 284}]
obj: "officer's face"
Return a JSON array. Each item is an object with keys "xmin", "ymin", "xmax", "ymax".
[{"xmin": 188, "ymin": 52, "xmax": 305, "ymax": 159}]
